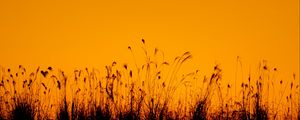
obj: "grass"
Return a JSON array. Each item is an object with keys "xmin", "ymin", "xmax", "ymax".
[
  {"xmin": 0, "ymin": 39, "xmax": 299, "ymax": 120},
  {"xmin": 10, "ymin": 99, "xmax": 35, "ymax": 120}
]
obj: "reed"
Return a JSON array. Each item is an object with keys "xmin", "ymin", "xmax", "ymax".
[{"xmin": 0, "ymin": 40, "xmax": 298, "ymax": 120}]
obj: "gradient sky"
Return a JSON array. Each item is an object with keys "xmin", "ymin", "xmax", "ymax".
[{"xmin": 0, "ymin": 0, "xmax": 299, "ymax": 82}]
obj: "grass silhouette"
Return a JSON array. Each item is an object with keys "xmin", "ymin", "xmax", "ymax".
[
  {"xmin": 10, "ymin": 100, "xmax": 35, "ymax": 120},
  {"xmin": 0, "ymin": 39, "xmax": 299, "ymax": 120}
]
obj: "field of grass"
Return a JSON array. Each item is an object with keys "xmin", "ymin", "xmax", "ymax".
[{"xmin": 0, "ymin": 40, "xmax": 299, "ymax": 120}]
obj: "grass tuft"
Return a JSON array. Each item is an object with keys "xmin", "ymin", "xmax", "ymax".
[{"xmin": 10, "ymin": 100, "xmax": 35, "ymax": 120}]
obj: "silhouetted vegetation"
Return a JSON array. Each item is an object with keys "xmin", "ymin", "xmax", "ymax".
[
  {"xmin": 0, "ymin": 39, "xmax": 298, "ymax": 120},
  {"xmin": 10, "ymin": 97, "xmax": 35, "ymax": 120}
]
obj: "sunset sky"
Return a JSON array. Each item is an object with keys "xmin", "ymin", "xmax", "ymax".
[{"xmin": 0, "ymin": 0, "xmax": 299, "ymax": 81}]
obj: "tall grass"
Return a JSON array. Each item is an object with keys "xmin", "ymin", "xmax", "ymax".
[
  {"xmin": 0, "ymin": 40, "xmax": 298, "ymax": 120},
  {"xmin": 10, "ymin": 98, "xmax": 35, "ymax": 120}
]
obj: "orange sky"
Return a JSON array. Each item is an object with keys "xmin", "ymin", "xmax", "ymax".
[{"xmin": 0, "ymin": 0, "xmax": 299, "ymax": 82}]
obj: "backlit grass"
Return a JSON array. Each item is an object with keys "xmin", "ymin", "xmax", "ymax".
[{"xmin": 0, "ymin": 40, "xmax": 299, "ymax": 120}]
